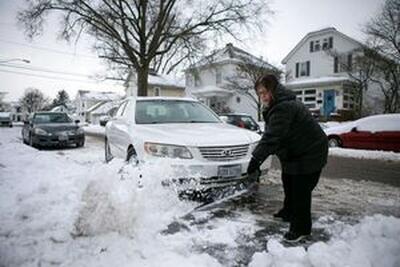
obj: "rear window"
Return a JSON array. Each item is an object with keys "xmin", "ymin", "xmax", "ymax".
[{"xmin": 135, "ymin": 100, "xmax": 221, "ymax": 124}]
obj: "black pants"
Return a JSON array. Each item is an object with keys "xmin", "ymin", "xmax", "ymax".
[{"xmin": 281, "ymin": 170, "xmax": 321, "ymax": 234}]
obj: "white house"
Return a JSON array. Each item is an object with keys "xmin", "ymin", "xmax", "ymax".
[
  {"xmin": 125, "ymin": 71, "xmax": 185, "ymax": 97},
  {"xmin": 282, "ymin": 27, "xmax": 383, "ymax": 120},
  {"xmin": 185, "ymin": 43, "xmax": 276, "ymax": 120},
  {"xmin": 74, "ymin": 90, "xmax": 122, "ymax": 122}
]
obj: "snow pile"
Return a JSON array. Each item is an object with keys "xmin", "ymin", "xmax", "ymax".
[
  {"xmin": 73, "ymin": 158, "xmax": 195, "ymax": 238},
  {"xmin": 329, "ymin": 147, "xmax": 400, "ymax": 162},
  {"xmin": 250, "ymin": 215, "xmax": 400, "ymax": 267}
]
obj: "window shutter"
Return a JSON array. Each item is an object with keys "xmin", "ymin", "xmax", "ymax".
[
  {"xmin": 306, "ymin": 61, "xmax": 310, "ymax": 76},
  {"xmin": 310, "ymin": 41, "xmax": 314, "ymax": 52},
  {"xmin": 329, "ymin": 37, "xmax": 333, "ymax": 48},
  {"xmin": 296, "ymin": 63, "xmax": 299, "ymax": 78},
  {"xmin": 334, "ymin": 56, "xmax": 338, "ymax": 73}
]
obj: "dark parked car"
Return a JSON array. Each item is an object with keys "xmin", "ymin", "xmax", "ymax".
[
  {"xmin": 0, "ymin": 112, "xmax": 12, "ymax": 127},
  {"xmin": 324, "ymin": 114, "xmax": 400, "ymax": 152},
  {"xmin": 22, "ymin": 112, "xmax": 85, "ymax": 148},
  {"xmin": 220, "ymin": 113, "xmax": 262, "ymax": 135}
]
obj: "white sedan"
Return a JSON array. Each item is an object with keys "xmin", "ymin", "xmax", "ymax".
[{"xmin": 105, "ymin": 97, "xmax": 261, "ymax": 191}]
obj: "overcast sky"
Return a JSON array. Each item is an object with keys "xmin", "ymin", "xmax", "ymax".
[{"xmin": 0, "ymin": 0, "xmax": 385, "ymax": 102}]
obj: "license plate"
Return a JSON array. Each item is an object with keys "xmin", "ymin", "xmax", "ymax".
[
  {"xmin": 58, "ymin": 134, "xmax": 68, "ymax": 141},
  {"xmin": 218, "ymin": 165, "xmax": 242, "ymax": 178}
]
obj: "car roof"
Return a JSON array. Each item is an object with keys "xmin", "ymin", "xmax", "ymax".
[{"xmin": 126, "ymin": 96, "xmax": 199, "ymax": 102}]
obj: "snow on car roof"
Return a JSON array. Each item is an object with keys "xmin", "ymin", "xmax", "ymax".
[{"xmin": 132, "ymin": 96, "xmax": 199, "ymax": 102}]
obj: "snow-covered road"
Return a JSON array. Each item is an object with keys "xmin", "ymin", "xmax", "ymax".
[{"xmin": 1, "ymin": 127, "xmax": 400, "ymax": 267}]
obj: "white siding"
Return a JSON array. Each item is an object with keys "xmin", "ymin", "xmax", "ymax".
[{"xmin": 286, "ymin": 31, "xmax": 360, "ymax": 81}]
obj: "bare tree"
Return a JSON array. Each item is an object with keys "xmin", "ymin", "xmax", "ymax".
[
  {"xmin": 18, "ymin": 0, "xmax": 270, "ymax": 96},
  {"xmin": 19, "ymin": 88, "xmax": 49, "ymax": 113},
  {"xmin": 368, "ymin": 50, "xmax": 400, "ymax": 113},
  {"xmin": 326, "ymin": 47, "xmax": 376, "ymax": 117},
  {"xmin": 224, "ymin": 57, "xmax": 282, "ymax": 121},
  {"xmin": 364, "ymin": 0, "xmax": 400, "ymax": 113}
]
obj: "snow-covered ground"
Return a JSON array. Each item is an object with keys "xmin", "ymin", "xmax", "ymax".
[
  {"xmin": 329, "ymin": 147, "xmax": 400, "ymax": 162},
  {"xmin": 1, "ymin": 127, "xmax": 400, "ymax": 266}
]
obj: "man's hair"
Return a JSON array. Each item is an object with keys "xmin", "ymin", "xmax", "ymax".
[{"xmin": 254, "ymin": 74, "xmax": 279, "ymax": 92}]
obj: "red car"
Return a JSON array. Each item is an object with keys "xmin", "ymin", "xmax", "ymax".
[{"xmin": 324, "ymin": 114, "xmax": 400, "ymax": 152}]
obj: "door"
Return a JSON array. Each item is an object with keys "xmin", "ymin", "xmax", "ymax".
[
  {"xmin": 323, "ymin": 90, "xmax": 336, "ymax": 118},
  {"xmin": 108, "ymin": 101, "xmax": 129, "ymax": 157}
]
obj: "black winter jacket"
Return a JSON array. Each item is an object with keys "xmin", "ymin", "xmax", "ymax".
[{"xmin": 252, "ymin": 84, "xmax": 328, "ymax": 175}]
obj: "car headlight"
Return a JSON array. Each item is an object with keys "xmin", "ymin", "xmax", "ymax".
[
  {"xmin": 33, "ymin": 128, "xmax": 49, "ymax": 135},
  {"xmin": 144, "ymin": 142, "xmax": 193, "ymax": 159}
]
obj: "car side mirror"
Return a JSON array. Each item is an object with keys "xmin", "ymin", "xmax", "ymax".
[
  {"xmin": 351, "ymin": 127, "xmax": 358, "ymax": 132},
  {"xmin": 75, "ymin": 120, "xmax": 80, "ymax": 124}
]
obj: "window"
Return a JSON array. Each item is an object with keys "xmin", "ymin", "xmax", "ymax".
[
  {"xmin": 154, "ymin": 87, "xmax": 161, "ymax": 96},
  {"xmin": 344, "ymin": 95, "xmax": 349, "ymax": 101},
  {"xmin": 299, "ymin": 61, "xmax": 310, "ymax": 77},
  {"xmin": 296, "ymin": 61, "xmax": 310, "ymax": 77},
  {"xmin": 347, "ymin": 54, "xmax": 353, "ymax": 71},
  {"xmin": 294, "ymin": 90, "xmax": 302, "ymax": 95},
  {"xmin": 236, "ymin": 96, "xmax": 241, "ymax": 103},
  {"xmin": 322, "ymin": 38, "xmax": 329, "ymax": 50},
  {"xmin": 310, "ymin": 41, "xmax": 314, "ymax": 52},
  {"xmin": 216, "ymin": 68, "xmax": 222, "ymax": 84},
  {"xmin": 305, "ymin": 89, "xmax": 316, "ymax": 94},
  {"xmin": 343, "ymin": 103, "xmax": 348, "ymax": 108},
  {"xmin": 305, "ymin": 96, "xmax": 316, "ymax": 102},
  {"xmin": 314, "ymin": 40, "xmax": 321, "ymax": 51}
]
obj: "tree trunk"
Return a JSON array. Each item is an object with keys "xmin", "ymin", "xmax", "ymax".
[{"xmin": 137, "ymin": 66, "xmax": 149, "ymax": 97}]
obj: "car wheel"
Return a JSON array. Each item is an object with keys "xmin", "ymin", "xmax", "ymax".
[
  {"xmin": 105, "ymin": 137, "xmax": 113, "ymax": 163},
  {"xmin": 328, "ymin": 137, "xmax": 341, "ymax": 148},
  {"xmin": 76, "ymin": 140, "xmax": 85, "ymax": 148},
  {"xmin": 126, "ymin": 146, "xmax": 139, "ymax": 165}
]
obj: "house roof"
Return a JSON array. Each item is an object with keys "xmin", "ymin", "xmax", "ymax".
[
  {"xmin": 148, "ymin": 73, "xmax": 185, "ymax": 88},
  {"xmin": 77, "ymin": 90, "xmax": 122, "ymax": 101},
  {"xmin": 90, "ymin": 100, "xmax": 122, "ymax": 115},
  {"xmin": 126, "ymin": 72, "xmax": 185, "ymax": 88},
  {"xmin": 281, "ymin": 27, "xmax": 364, "ymax": 64},
  {"xmin": 190, "ymin": 85, "xmax": 233, "ymax": 97},
  {"xmin": 284, "ymin": 76, "xmax": 352, "ymax": 89},
  {"xmin": 186, "ymin": 43, "xmax": 276, "ymax": 70}
]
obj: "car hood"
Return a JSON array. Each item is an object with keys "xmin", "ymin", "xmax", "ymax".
[
  {"xmin": 34, "ymin": 123, "xmax": 78, "ymax": 132},
  {"xmin": 134, "ymin": 123, "xmax": 261, "ymax": 146}
]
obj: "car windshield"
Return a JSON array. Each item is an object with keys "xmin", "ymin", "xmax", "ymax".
[
  {"xmin": 135, "ymin": 100, "xmax": 221, "ymax": 124},
  {"xmin": 33, "ymin": 113, "xmax": 72, "ymax": 124}
]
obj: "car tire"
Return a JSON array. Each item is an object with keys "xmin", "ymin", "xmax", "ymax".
[
  {"xmin": 328, "ymin": 137, "xmax": 341, "ymax": 148},
  {"xmin": 105, "ymin": 137, "xmax": 113, "ymax": 163},
  {"xmin": 126, "ymin": 146, "xmax": 138, "ymax": 165},
  {"xmin": 76, "ymin": 140, "xmax": 85, "ymax": 148}
]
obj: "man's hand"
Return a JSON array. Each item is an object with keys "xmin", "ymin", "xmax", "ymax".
[{"xmin": 247, "ymin": 157, "xmax": 261, "ymax": 175}]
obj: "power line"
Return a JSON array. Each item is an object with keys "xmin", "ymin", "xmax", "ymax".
[
  {"xmin": 0, "ymin": 38, "xmax": 99, "ymax": 60},
  {"xmin": 0, "ymin": 63, "xmax": 95, "ymax": 79},
  {"xmin": 0, "ymin": 68, "xmax": 112, "ymax": 84}
]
